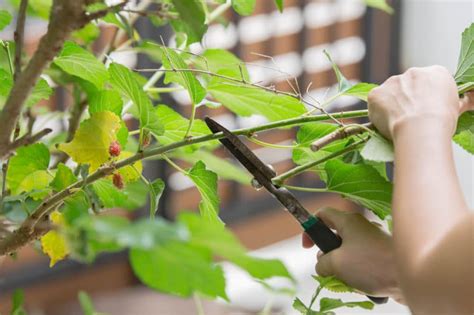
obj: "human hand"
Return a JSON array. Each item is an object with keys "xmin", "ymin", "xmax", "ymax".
[
  {"xmin": 459, "ymin": 91, "xmax": 474, "ymax": 113},
  {"xmin": 302, "ymin": 208, "xmax": 402, "ymax": 301},
  {"xmin": 367, "ymin": 66, "xmax": 462, "ymax": 140}
]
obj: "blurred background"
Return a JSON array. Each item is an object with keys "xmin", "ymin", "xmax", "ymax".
[{"xmin": 0, "ymin": 0, "xmax": 472, "ymax": 314}]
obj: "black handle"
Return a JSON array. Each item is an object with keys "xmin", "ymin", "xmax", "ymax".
[{"xmin": 303, "ymin": 216, "xmax": 389, "ymax": 305}]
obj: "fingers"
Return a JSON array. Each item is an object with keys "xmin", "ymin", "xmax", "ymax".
[
  {"xmin": 315, "ymin": 251, "xmax": 338, "ymax": 277},
  {"xmin": 315, "ymin": 207, "xmax": 349, "ymax": 237},
  {"xmin": 459, "ymin": 92, "xmax": 474, "ymax": 113},
  {"xmin": 302, "ymin": 232, "xmax": 314, "ymax": 248}
]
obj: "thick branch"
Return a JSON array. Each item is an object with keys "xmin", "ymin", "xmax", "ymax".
[
  {"xmin": 310, "ymin": 122, "xmax": 374, "ymax": 151},
  {"xmin": 0, "ymin": 109, "xmax": 369, "ymax": 255},
  {"xmin": 0, "ymin": 0, "xmax": 108, "ymax": 159},
  {"xmin": 13, "ymin": 0, "xmax": 28, "ymax": 81}
]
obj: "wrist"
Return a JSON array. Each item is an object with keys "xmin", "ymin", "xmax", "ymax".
[{"xmin": 392, "ymin": 115, "xmax": 455, "ymax": 145}]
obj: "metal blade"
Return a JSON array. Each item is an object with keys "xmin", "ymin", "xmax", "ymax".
[{"xmin": 204, "ymin": 117, "xmax": 276, "ymax": 183}]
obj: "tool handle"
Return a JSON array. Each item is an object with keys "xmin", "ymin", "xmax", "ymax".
[{"xmin": 303, "ymin": 216, "xmax": 389, "ymax": 305}]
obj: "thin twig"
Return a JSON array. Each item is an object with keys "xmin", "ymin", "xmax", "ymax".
[
  {"xmin": 272, "ymin": 137, "xmax": 369, "ymax": 185},
  {"xmin": 310, "ymin": 123, "xmax": 374, "ymax": 152},
  {"xmin": 8, "ymin": 128, "xmax": 52, "ymax": 150},
  {"xmin": 13, "ymin": 0, "xmax": 28, "ymax": 81}
]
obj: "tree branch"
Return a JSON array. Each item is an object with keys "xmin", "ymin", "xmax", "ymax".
[
  {"xmin": 272, "ymin": 137, "xmax": 369, "ymax": 186},
  {"xmin": 0, "ymin": 0, "xmax": 107, "ymax": 159},
  {"xmin": 0, "ymin": 109, "xmax": 369, "ymax": 255},
  {"xmin": 13, "ymin": 0, "xmax": 28, "ymax": 81},
  {"xmin": 310, "ymin": 122, "xmax": 374, "ymax": 151}
]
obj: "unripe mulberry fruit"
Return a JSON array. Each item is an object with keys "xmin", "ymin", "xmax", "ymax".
[
  {"xmin": 109, "ymin": 141, "xmax": 121, "ymax": 157},
  {"xmin": 113, "ymin": 173, "xmax": 124, "ymax": 189}
]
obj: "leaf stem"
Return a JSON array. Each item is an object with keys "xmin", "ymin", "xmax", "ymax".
[
  {"xmin": 248, "ymin": 137, "xmax": 296, "ymax": 149},
  {"xmin": 146, "ymin": 86, "xmax": 184, "ymax": 93},
  {"xmin": 162, "ymin": 155, "xmax": 187, "ymax": 174},
  {"xmin": 208, "ymin": 0, "xmax": 232, "ymax": 23},
  {"xmin": 283, "ymin": 185, "xmax": 327, "ymax": 193},
  {"xmin": 272, "ymin": 137, "xmax": 369, "ymax": 185},
  {"xmin": 184, "ymin": 103, "xmax": 197, "ymax": 139},
  {"xmin": 193, "ymin": 293, "xmax": 206, "ymax": 315}
]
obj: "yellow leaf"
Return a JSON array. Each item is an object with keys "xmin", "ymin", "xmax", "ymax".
[
  {"xmin": 117, "ymin": 151, "xmax": 142, "ymax": 182},
  {"xmin": 58, "ymin": 111, "xmax": 121, "ymax": 171},
  {"xmin": 40, "ymin": 211, "xmax": 69, "ymax": 267}
]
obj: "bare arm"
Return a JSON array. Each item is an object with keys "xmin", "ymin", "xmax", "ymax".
[{"xmin": 303, "ymin": 66, "xmax": 474, "ymax": 313}]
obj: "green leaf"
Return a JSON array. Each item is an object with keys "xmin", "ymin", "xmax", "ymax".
[
  {"xmin": 155, "ymin": 105, "xmax": 211, "ymax": 147},
  {"xmin": 361, "ymin": 135, "xmax": 394, "ymax": 162},
  {"xmin": 313, "ymin": 275, "xmax": 353, "ymax": 293},
  {"xmin": 292, "ymin": 297, "xmax": 309, "ymax": 314},
  {"xmin": 18, "ymin": 170, "xmax": 53, "ymax": 199},
  {"xmin": 50, "ymin": 163, "xmax": 77, "ymax": 192},
  {"xmin": 175, "ymin": 150, "xmax": 252, "ymax": 185},
  {"xmin": 72, "ymin": 23, "xmax": 100, "ymax": 45},
  {"xmin": 26, "ymin": 78, "xmax": 53, "ymax": 107},
  {"xmin": 324, "ymin": 50, "xmax": 352, "ymax": 92},
  {"xmin": 455, "ymin": 23, "xmax": 474, "ymax": 84},
  {"xmin": 88, "ymin": 89, "xmax": 123, "ymax": 117},
  {"xmin": 0, "ymin": 10, "xmax": 12, "ymax": 31},
  {"xmin": 109, "ymin": 63, "xmax": 164, "ymax": 136},
  {"xmin": 130, "ymin": 243, "xmax": 227, "ymax": 299},
  {"xmin": 180, "ymin": 213, "xmax": 292, "ymax": 280},
  {"xmin": 54, "ymin": 41, "xmax": 108, "ymax": 88},
  {"xmin": 343, "ymin": 83, "xmax": 378, "ymax": 102},
  {"xmin": 92, "ymin": 179, "xmax": 148, "ymax": 210},
  {"xmin": 274, "ymin": 0, "xmax": 284, "ymax": 12},
  {"xmin": 58, "ymin": 111, "xmax": 121, "ymax": 171},
  {"xmin": 319, "ymin": 298, "xmax": 374, "ymax": 312},
  {"xmin": 363, "ymin": 0, "xmax": 394, "ymax": 14},
  {"xmin": 187, "ymin": 161, "xmax": 222, "ymax": 225},
  {"xmin": 323, "ymin": 160, "xmax": 392, "ymax": 219},
  {"xmin": 161, "ymin": 47, "xmax": 206, "ymax": 104},
  {"xmin": 7, "ymin": 143, "xmax": 50, "ymax": 195},
  {"xmin": 0, "ymin": 70, "xmax": 52, "ymax": 106},
  {"xmin": 170, "ymin": 0, "xmax": 208, "ymax": 44},
  {"xmin": 232, "ymin": 0, "xmax": 256, "ymax": 16},
  {"xmin": 149, "ymin": 178, "xmax": 165, "ymax": 218},
  {"xmin": 78, "ymin": 291, "xmax": 98, "ymax": 315},
  {"xmin": 453, "ymin": 111, "xmax": 474, "ymax": 154},
  {"xmin": 11, "ymin": 289, "xmax": 27, "ymax": 315},
  {"xmin": 208, "ymin": 84, "xmax": 306, "ymax": 121},
  {"xmin": 198, "ymin": 49, "xmax": 249, "ymax": 81}
]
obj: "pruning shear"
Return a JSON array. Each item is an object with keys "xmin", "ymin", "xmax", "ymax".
[{"xmin": 204, "ymin": 117, "xmax": 388, "ymax": 305}]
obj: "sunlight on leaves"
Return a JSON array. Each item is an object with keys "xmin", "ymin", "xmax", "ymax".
[{"xmin": 40, "ymin": 211, "xmax": 69, "ymax": 267}]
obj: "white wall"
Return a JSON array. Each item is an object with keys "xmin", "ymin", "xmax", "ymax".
[{"xmin": 401, "ymin": 0, "xmax": 474, "ymax": 207}]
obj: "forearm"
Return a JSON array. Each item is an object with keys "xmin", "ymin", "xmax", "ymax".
[
  {"xmin": 392, "ymin": 117, "xmax": 468, "ymax": 263},
  {"xmin": 391, "ymin": 117, "xmax": 471, "ymax": 311}
]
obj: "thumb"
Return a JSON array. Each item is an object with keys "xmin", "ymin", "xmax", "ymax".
[
  {"xmin": 459, "ymin": 92, "xmax": 474, "ymax": 113},
  {"xmin": 315, "ymin": 207, "xmax": 350, "ymax": 238}
]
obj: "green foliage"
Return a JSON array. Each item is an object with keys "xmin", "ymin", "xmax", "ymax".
[
  {"xmin": 208, "ymin": 84, "xmax": 306, "ymax": 121},
  {"xmin": 161, "ymin": 46, "xmax": 206, "ymax": 104},
  {"xmin": 313, "ymin": 276, "xmax": 353, "ymax": 293},
  {"xmin": 149, "ymin": 178, "xmax": 165, "ymax": 218},
  {"xmin": 78, "ymin": 291, "xmax": 102, "ymax": 315},
  {"xmin": 88, "ymin": 90, "xmax": 123, "ymax": 117},
  {"xmin": 323, "ymin": 160, "xmax": 392, "ymax": 219},
  {"xmin": 54, "ymin": 41, "xmax": 108, "ymax": 88},
  {"xmin": 170, "ymin": 0, "xmax": 208, "ymax": 44},
  {"xmin": 187, "ymin": 161, "xmax": 222, "ymax": 225},
  {"xmin": 7, "ymin": 143, "xmax": 50, "ymax": 195},
  {"xmin": 109, "ymin": 63, "xmax": 164, "ymax": 136},
  {"xmin": 10, "ymin": 289, "xmax": 27, "ymax": 315},
  {"xmin": 455, "ymin": 23, "xmax": 474, "ymax": 84},
  {"xmin": 0, "ymin": 10, "xmax": 12, "ymax": 31},
  {"xmin": 0, "ymin": 69, "xmax": 53, "ymax": 107},
  {"xmin": 361, "ymin": 135, "xmax": 394, "ymax": 162},
  {"xmin": 274, "ymin": 0, "xmax": 284, "ymax": 12},
  {"xmin": 363, "ymin": 0, "xmax": 394, "ymax": 14},
  {"xmin": 232, "ymin": 0, "xmax": 256, "ymax": 16},
  {"xmin": 453, "ymin": 111, "xmax": 474, "ymax": 154}
]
